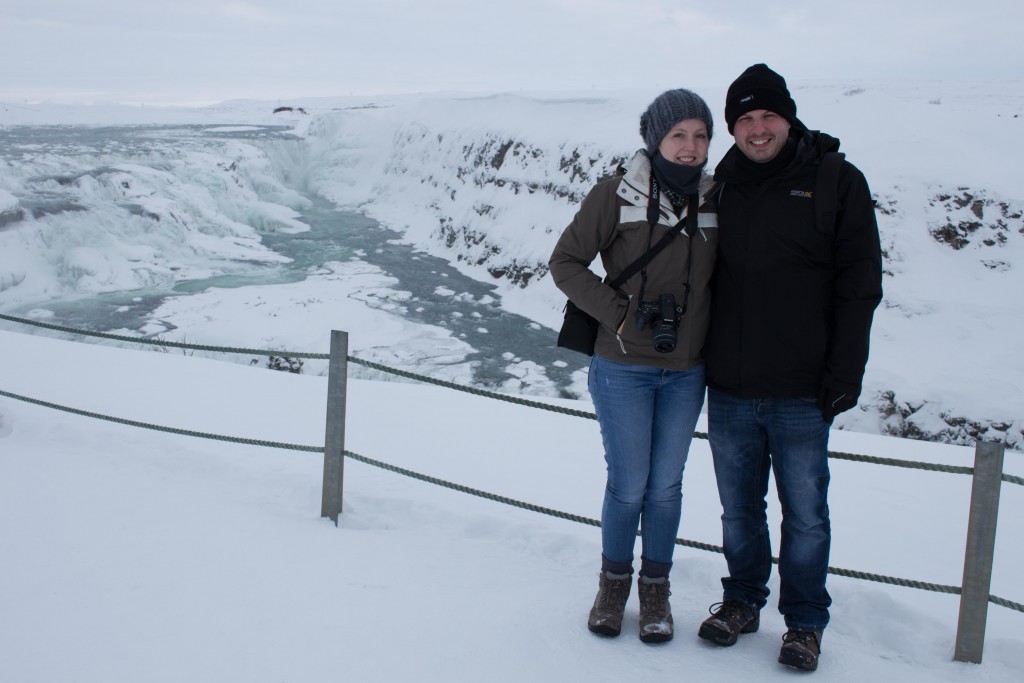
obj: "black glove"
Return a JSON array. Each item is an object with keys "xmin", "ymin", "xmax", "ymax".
[{"xmin": 816, "ymin": 376, "xmax": 860, "ymax": 423}]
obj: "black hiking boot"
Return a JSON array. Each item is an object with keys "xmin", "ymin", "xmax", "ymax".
[
  {"xmin": 637, "ymin": 576, "xmax": 673, "ymax": 643},
  {"xmin": 587, "ymin": 572, "xmax": 632, "ymax": 637},
  {"xmin": 779, "ymin": 629, "xmax": 822, "ymax": 671},
  {"xmin": 697, "ymin": 600, "xmax": 760, "ymax": 646}
]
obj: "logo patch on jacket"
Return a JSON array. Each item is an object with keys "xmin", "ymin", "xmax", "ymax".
[{"xmin": 790, "ymin": 190, "xmax": 813, "ymax": 198}]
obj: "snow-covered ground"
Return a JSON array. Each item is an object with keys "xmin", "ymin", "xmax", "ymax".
[{"xmin": 1, "ymin": 323, "xmax": 1022, "ymax": 681}]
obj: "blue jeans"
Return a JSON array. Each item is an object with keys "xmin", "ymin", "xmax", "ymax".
[
  {"xmin": 707, "ymin": 388, "xmax": 832, "ymax": 632},
  {"xmin": 588, "ymin": 355, "xmax": 705, "ymax": 574}
]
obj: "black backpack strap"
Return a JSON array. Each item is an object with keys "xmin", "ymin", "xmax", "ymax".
[{"xmin": 814, "ymin": 152, "xmax": 845, "ymax": 236}]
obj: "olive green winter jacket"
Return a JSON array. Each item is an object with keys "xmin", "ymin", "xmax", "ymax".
[{"xmin": 549, "ymin": 150, "xmax": 719, "ymax": 371}]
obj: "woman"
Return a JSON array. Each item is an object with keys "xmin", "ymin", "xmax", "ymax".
[{"xmin": 548, "ymin": 89, "xmax": 718, "ymax": 643}]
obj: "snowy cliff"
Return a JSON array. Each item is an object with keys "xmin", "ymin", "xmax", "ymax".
[
  {"xmin": 1, "ymin": 81, "xmax": 1022, "ymax": 449},
  {"xmin": 285, "ymin": 84, "xmax": 1024, "ymax": 449}
]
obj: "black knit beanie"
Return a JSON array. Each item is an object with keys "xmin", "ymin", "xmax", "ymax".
[
  {"xmin": 639, "ymin": 88, "xmax": 714, "ymax": 154},
  {"xmin": 724, "ymin": 63, "xmax": 805, "ymax": 134}
]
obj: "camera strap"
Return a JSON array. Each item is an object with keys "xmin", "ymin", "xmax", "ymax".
[
  {"xmin": 627, "ymin": 179, "xmax": 699, "ymax": 310},
  {"xmin": 608, "ymin": 178, "xmax": 694, "ymax": 290}
]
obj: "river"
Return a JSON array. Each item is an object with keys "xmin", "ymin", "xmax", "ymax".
[{"xmin": 0, "ymin": 123, "xmax": 587, "ymax": 397}]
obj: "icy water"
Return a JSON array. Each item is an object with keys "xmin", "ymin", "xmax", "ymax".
[{"xmin": 0, "ymin": 124, "xmax": 586, "ymax": 396}]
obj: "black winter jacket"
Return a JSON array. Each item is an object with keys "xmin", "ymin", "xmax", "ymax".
[{"xmin": 704, "ymin": 130, "xmax": 882, "ymax": 399}]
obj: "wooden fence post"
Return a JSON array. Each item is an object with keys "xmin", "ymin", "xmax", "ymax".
[
  {"xmin": 321, "ymin": 330, "xmax": 349, "ymax": 525},
  {"xmin": 953, "ymin": 440, "xmax": 1006, "ymax": 663}
]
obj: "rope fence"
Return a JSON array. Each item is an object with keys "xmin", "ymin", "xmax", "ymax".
[
  {"xmin": 1, "ymin": 383, "xmax": 1018, "ymax": 613},
  {"xmin": 1, "ymin": 313, "xmax": 1021, "ymax": 623},
  {"xmin": 2, "ymin": 312, "xmax": 1019, "ymax": 483}
]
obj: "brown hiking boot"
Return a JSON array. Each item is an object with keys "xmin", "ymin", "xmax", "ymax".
[
  {"xmin": 779, "ymin": 630, "xmax": 822, "ymax": 671},
  {"xmin": 637, "ymin": 576, "xmax": 673, "ymax": 643},
  {"xmin": 587, "ymin": 572, "xmax": 632, "ymax": 637},
  {"xmin": 697, "ymin": 600, "xmax": 760, "ymax": 646}
]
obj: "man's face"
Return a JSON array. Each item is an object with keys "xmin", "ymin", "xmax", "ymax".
[{"xmin": 733, "ymin": 109, "xmax": 791, "ymax": 163}]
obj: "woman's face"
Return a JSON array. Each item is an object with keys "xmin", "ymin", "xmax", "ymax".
[{"xmin": 657, "ymin": 119, "xmax": 710, "ymax": 166}]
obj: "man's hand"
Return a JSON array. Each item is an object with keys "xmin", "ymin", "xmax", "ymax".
[{"xmin": 817, "ymin": 375, "xmax": 860, "ymax": 422}]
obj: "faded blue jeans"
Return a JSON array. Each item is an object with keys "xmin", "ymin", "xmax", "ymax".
[
  {"xmin": 707, "ymin": 388, "xmax": 833, "ymax": 632},
  {"xmin": 588, "ymin": 355, "xmax": 705, "ymax": 576}
]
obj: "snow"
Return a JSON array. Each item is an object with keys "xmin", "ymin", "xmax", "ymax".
[
  {"xmin": 4, "ymin": 80, "xmax": 1020, "ymax": 447},
  {"xmin": 0, "ymin": 187, "xmax": 17, "ymax": 212},
  {"xmin": 1, "ymin": 328, "xmax": 1022, "ymax": 682},
  {"xmin": 1, "ymin": 80, "xmax": 1023, "ymax": 679}
]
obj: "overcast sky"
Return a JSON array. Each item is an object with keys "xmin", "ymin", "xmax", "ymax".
[{"xmin": 1, "ymin": 1, "xmax": 1020, "ymax": 105}]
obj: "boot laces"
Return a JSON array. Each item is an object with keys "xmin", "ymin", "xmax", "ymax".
[
  {"xmin": 597, "ymin": 576, "xmax": 630, "ymax": 609},
  {"xmin": 782, "ymin": 630, "xmax": 819, "ymax": 648},
  {"xmin": 708, "ymin": 600, "xmax": 750, "ymax": 620},
  {"xmin": 639, "ymin": 581, "xmax": 670, "ymax": 612}
]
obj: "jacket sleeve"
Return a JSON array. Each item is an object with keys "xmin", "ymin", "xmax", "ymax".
[
  {"xmin": 826, "ymin": 162, "xmax": 883, "ymax": 393},
  {"xmin": 548, "ymin": 180, "xmax": 629, "ymax": 330}
]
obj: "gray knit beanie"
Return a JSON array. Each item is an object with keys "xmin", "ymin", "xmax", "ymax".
[{"xmin": 639, "ymin": 88, "xmax": 714, "ymax": 154}]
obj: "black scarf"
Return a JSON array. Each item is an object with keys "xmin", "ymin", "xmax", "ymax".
[
  {"xmin": 652, "ymin": 151, "xmax": 704, "ymax": 193},
  {"xmin": 730, "ymin": 131, "xmax": 800, "ymax": 183}
]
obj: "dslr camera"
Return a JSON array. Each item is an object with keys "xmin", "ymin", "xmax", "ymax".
[{"xmin": 635, "ymin": 292, "xmax": 686, "ymax": 353}]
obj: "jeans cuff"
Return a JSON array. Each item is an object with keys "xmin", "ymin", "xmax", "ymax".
[
  {"xmin": 639, "ymin": 556, "xmax": 672, "ymax": 580},
  {"xmin": 601, "ymin": 554, "xmax": 634, "ymax": 576},
  {"xmin": 722, "ymin": 593, "xmax": 764, "ymax": 613},
  {"xmin": 784, "ymin": 622, "xmax": 826, "ymax": 637}
]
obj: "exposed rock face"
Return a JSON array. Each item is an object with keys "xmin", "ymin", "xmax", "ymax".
[
  {"xmin": 865, "ymin": 390, "xmax": 1021, "ymax": 452},
  {"xmin": 367, "ymin": 123, "xmax": 628, "ymax": 289},
  {"xmin": 928, "ymin": 188, "xmax": 1023, "ymax": 272},
  {"xmin": 436, "ymin": 134, "xmax": 625, "ymax": 287}
]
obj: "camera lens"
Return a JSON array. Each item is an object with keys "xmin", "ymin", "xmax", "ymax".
[
  {"xmin": 651, "ymin": 293, "xmax": 678, "ymax": 352},
  {"xmin": 651, "ymin": 323, "xmax": 677, "ymax": 353}
]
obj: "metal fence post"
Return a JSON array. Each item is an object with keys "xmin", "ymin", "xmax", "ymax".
[
  {"xmin": 953, "ymin": 440, "xmax": 1006, "ymax": 663},
  {"xmin": 321, "ymin": 330, "xmax": 349, "ymax": 525}
]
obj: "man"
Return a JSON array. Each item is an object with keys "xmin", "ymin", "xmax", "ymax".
[{"xmin": 698, "ymin": 64, "xmax": 882, "ymax": 672}]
